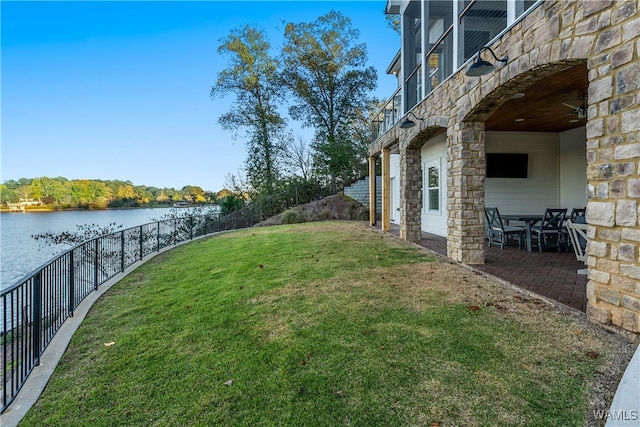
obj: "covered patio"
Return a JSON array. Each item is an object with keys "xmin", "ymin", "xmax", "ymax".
[{"xmin": 386, "ymin": 225, "xmax": 587, "ymax": 313}]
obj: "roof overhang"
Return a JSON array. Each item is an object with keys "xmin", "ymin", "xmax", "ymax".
[
  {"xmin": 386, "ymin": 49, "xmax": 401, "ymax": 76},
  {"xmin": 385, "ymin": 0, "xmax": 402, "ymax": 14}
]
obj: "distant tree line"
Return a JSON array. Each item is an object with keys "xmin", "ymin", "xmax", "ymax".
[{"xmin": 0, "ymin": 177, "xmax": 227, "ymax": 209}]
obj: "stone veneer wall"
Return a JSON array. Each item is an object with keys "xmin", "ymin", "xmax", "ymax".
[
  {"xmin": 447, "ymin": 122, "xmax": 486, "ymax": 264},
  {"xmin": 578, "ymin": 1, "xmax": 640, "ymax": 333},
  {"xmin": 369, "ymin": 0, "xmax": 640, "ymax": 334},
  {"xmin": 399, "ymin": 148, "xmax": 422, "ymax": 241}
]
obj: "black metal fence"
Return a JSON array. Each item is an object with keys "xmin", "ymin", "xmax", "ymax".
[
  {"xmin": 1, "ymin": 185, "xmax": 334, "ymax": 413},
  {"xmin": 0, "ymin": 213, "xmax": 225, "ymax": 412}
]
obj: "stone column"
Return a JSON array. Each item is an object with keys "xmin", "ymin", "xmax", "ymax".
[
  {"xmin": 368, "ymin": 155, "xmax": 377, "ymax": 226},
  {"xmin": 585, "ymin": 48, "xmax": 640, "ymax": 334},
  {"xmin": 399, "ymin": 147, "xmax": 422, "ymax": 241},
  {"xmin": 447, "ymin": 122, "xmax": 485, "ymax": 264}
]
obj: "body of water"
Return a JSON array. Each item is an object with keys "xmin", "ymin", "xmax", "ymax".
[{"xmin": 0, "ymin": 208, "xmax": 180, "ymax": 289}]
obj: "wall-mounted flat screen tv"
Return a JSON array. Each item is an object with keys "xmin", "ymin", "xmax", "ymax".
[{"xmin": 486, "ymin": 153, "xmax": 528, "ymax": 178}]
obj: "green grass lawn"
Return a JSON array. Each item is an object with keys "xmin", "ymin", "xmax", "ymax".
[{"xmin": 21, "ymin": 222, "xmax": 629, "ymax": 426}]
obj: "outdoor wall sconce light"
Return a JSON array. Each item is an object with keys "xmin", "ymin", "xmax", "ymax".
[
  {"xmin": 465, "ymin": 47, "xmax": 508, "ymax": 77},
  {"xmin": 399, "ymin": 111, "xmax": 424, "ymax": 129}
]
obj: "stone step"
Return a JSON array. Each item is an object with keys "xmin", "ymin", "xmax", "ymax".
[{"xmin": 344, "ymin": 177, "xmax": 382, "ymax": 212}]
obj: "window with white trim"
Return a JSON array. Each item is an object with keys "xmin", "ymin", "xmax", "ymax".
[{"xmin": 424, "ymin": 160, "xmax": 440, "ymax": 212}]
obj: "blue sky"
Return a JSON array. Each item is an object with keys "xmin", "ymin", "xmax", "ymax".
[{"xmin": 1, "ymin": 0, "xmax": 399, "ymax": 192}]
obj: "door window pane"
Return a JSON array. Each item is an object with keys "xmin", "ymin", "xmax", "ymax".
[{"xmin": 428, "ymin": 165, "xmax": 439, "ymax": 211}]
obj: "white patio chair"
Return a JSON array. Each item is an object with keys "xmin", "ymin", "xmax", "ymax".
[
  {"xmin": 564, "ymin": 207, "xmax": 586, "ymax": 251},
  {"xmin": 566, "ymin": 219, "xmax": 588, "ymax": 275}
]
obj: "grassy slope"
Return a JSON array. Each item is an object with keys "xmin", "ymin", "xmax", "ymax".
[{"xmin": 21, "ymin": 222, "xmax": 631, "ymax": 426}]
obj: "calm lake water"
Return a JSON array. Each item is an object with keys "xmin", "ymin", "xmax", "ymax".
[{"xmin": 0, "ymin": 208, "xmax": 180, "ymax": 289}]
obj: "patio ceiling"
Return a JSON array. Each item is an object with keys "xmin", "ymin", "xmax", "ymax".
[{"xmin": 485, "ymin": 64, "xmax": 589, "ymax": 133}]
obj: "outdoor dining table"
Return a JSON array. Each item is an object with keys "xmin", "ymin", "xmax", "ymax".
[{"xmin": 501, "ymin": 214, "xmax": 541, "ymax": 252}]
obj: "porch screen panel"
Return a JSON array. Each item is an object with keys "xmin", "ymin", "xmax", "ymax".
[
  {"xmin": 458, "ymin": 0, "xmax": 507, "ymax": 65},
  {"xmin": 424, "ymin": 1, "xmax": 454, "ymax": 96},
  {"xmin": 515, "ymin": 0, "xmax": 537, "ymax": 17},
  {"xmin": 426, "ymin": 27, "xmax": 453, "ymax": 94},
  {"xmin": 403, "ymin": 0, "xmax": 422, "ymax": 111}
]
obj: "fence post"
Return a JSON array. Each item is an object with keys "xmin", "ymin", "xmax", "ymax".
[
  {"xmin": 139, "ymin": 225, "xmax": 144, "ymax": 261},
  {"xmin": 157, "ymin": 222, "xmax": 161, "ymax": 252},
  {"xmin": 32, "ymin": 271, "xmax": 42, "ymax": 366},
  {"xmin": 190, "ymin": 217, "xmax": 194, "ymax": 240},
  {"xmin": 173, "ymin": 219, "xmax": 177, "ymax": 245},
  {"xmin": 94, "ymin": 239, "xmax": 99, "ymax": 290},
  {"xmin": 69, "ymin": 250, "xmax": 75, "ymax": 317},
  {"xmin": 218, "ymin": 213, "xmax": 221, "ymax": 232},
  {"xmin": 120, "ymin": 230, "xmax": 125, "ymax": 272}
]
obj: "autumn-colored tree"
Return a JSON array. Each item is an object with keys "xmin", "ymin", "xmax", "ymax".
[
  {"xmin": 116, "ymin": 184, "xmax": 136, "ymax": 199},
  {"xmin": 30, "ymin": 177, "xmax": 66, "ymax": 203},
  {"xmin": 181, "ymin": 185, "xmax": 205, "ymax": 202},
  {"xmin": 211, "ymin": 25, "xmax": 288, "ymax": 194},
  {"xmin": 155, "ymin": 191, "xmax": 170, "ymax": 203}
]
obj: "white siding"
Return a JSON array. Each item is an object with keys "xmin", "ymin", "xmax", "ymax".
[
  {"xmin": 559, "ymin": 127, "xmax": 588, "ymax": 211},
  {"xmin": 421, "ymin": 133, "xmax": 447, "ymax": 236},
  {"xmin": 484, "ymin": 129, "xmax": 587, "ymax": 218},
  {"xmin": 485, "ymin": 132, "xmax": 560, "ymax": 215},
  {"xmin": 390, "ymin": 153, "xmax": 401, "ymax": 224}
]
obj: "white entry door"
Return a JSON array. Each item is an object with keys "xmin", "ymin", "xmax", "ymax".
[{"xmin": 419, "ymin": 134, "xmax": 447, "ymax": 236}]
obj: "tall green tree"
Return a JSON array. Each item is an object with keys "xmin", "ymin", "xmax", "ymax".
[
  {"xmin": 3, "ymin": 180, "xmax": 20, "ymax": 190},
  {"xmin": 281, "ymin": 10, "xmax": 377, "ymax": 190},
  {"xmin": 211, "ymin": 25, "xmax": 288, "ymax": 194},
  {"xmin": 0, "ymin": 184, "xmax": 18, "ymax": 203}
]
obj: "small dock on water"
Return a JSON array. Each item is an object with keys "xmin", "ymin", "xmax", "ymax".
[
  {"xmin": 7, "ymin": 204, "xmax": 26, "ymax": 212},
  {"xmin": 173, "ymin": 201, "xmax": 195, "ymax": 208}
]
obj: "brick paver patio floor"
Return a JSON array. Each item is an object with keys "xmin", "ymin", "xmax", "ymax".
[{"xmin": 385, "ymin": 226, "xmax": 587, "ymax": 312}]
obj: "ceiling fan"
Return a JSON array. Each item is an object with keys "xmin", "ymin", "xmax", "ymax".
[
  {"xmin": 561, "ymin": 95, "xmax": 588, "ymax": 120},
  {"xmin": 512, "ymin": 93, "xmax": 588, "ymax": 123}
]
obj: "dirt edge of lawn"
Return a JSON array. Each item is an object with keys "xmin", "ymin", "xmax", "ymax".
[{"xmin": 386, "ymin": 226, "xmax": 638, "ymax": 425}]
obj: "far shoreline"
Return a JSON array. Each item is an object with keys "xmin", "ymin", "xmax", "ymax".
[{"xmin": 0, "ymin": 204, "xmax": 218, "ymax": 214}]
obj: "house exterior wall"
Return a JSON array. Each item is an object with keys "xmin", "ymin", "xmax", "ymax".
[
  {"xmin": 390, "ymin": 154, "xmax": 401, "ymax": 224},
  {"xmin": 559, "ymin": 127, "xmax": 588, "ymax": 210},
  {"xmin": 370, "ymin": 0, "xmax": 640, "ymax": 334},
  {"xmin": 484, "ymin": 130, "xmax": 588, "ymax": 215},
  {"xmin": 485, "ymin": 132, "xmax": 561, "ymax": 215}
]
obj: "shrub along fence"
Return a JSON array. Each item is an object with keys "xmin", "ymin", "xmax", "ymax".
[{"xmin": 1, "ymin": 185, "xmax": 334, "ymax": 413}]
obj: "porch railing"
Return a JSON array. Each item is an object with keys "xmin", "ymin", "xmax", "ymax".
[
  {"xmin": 373, "ymin": 0, "xmax": 540, "ymax": 140},
  {"xmin": 371, "ymin": 87, "xmax": 402, "ymax": 139}
]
